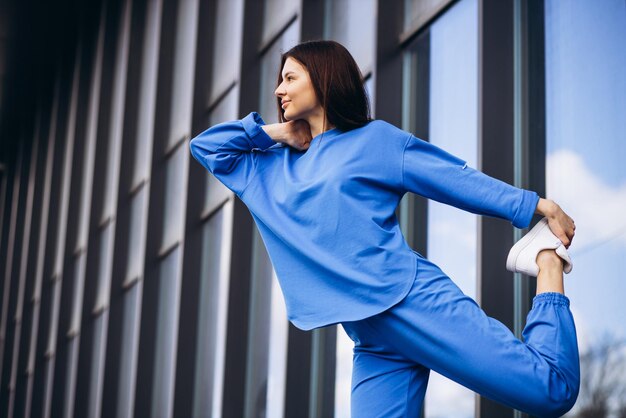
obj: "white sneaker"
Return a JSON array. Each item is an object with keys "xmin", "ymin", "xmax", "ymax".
[{"xmin": 506, "ymin": 217, "xmax": 573, "ymax": 277}]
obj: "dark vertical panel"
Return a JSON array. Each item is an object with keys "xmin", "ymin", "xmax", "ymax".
[
  {"xmin": 50, "ymin": 9, "xmax": 99, "ymax": 413},
  {"xmin": 301, "ymin": 0, "xmax": 325, "ymax": 41},
  {"xmin": 0, "ymin": 169, "xmax": 7, "ymax": 342},
  {"xmin": 0, "ymin": 158, "xmax": 17, "ymax": 413},
  {"xmin": 404, "ymin": 30, "xmax": 431, "ymax": 256},
  {"xmin": 0, "ymin": 139, "xmax": 28, "ymax": 417},
  {"xmin": 221, "ymin": 200, "xmax": 256, "ymax": 418},
  {"xmin": 312, "ymin": 327, "xmax": 337, "ymax": 418},
  {"xmin": 0, "ymin": 168, "xmax": 9, "ymax": 344},
  {"xmin": 18, "ymin": 76, "xmax": 59, "ymax": 418},
  {"xmin": 74, "ymin": 0, "xmax": 122, "ymax": 416},
  {"xmin": 13, "ymin": 103, "xmax": 52, "ymax": 418},
  {"xmin": 218, "ymin": 0, "xmax": 264, "ymax": 416},
  {"xmin": 477, "ymin": 0, "xmax": 515, "ymax": 416},
  {"xmin": 98, "ymin": 0, "xmax": 146, "ymax": 417},
  {"xmin": 175, "ymin": 0, "xmax": 218, "ymax": 416},
  {"xmin": 374, "ymin": 0, "xmax": 404, "ymax": 127},
  {"xmin": 284, "ymin": 326, "xmax": 312, "ymax": 417},
  {"xmin": 524, "ymin": 0, "xmax": 545, "ymax": 303},
  {"xmin": 30, "ymin": 55, "xmax": 74, "ymax": 418},
  {"xmin": 101, "ymin": 0, "xmax": 147, "ymax": 416},
  {"xmin": 134, "ymin": 0, "xmax": 177, "ymax": 414},
  {"xmin": 190, "ymin": 0, "xmax": 217, "ymax": 138}
]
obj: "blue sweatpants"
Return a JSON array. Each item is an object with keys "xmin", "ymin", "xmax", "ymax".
[{"xmin": 341, "ymin": 254, "xmax": 580, "ymax": 418}]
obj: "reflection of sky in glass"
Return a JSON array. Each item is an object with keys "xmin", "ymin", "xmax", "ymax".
[
  {"xmin": 545, "ymin": 0, "xmax": 626, "ymax": 416},
  {"xmin": 424, "ymin": 0, "xmax": 477, "ymax": 416},
  {"xmin": 545, "ymin": 0, "xmax": 626, "ymax": 348}
]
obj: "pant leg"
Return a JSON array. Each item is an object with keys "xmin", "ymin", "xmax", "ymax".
[
  {"xmin": 358, "ymin": 255, "xmax": 580, "ymax": 418},
  {"xmin": 341, "ymin": 322, "xmax": 430, "ymax": 418}
]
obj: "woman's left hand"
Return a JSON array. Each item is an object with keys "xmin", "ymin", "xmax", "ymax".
[{"xmin": 535, "ymin": 198, "xmax": 576, "ymax": 248}]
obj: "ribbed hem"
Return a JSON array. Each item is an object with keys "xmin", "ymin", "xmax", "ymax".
[
  {"xmin": 242, "ymin": 111, "xmax": 276, "ymax": 150},
  {"xmin": 512, "ymin": 190, "xmax": 541, "ymax": 229},
  {"xmin": 532, "ymin": 292, "xmax": 570, "ymax": 308}
]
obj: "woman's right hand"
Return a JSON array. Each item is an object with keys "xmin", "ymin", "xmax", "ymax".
[
  {"xmin": 261, "ymin": 120, "xmax": 312, "ymax": 151},
  {"xmin": 535, "ymin": 198, "xmax": 576, "ymax": 248}
]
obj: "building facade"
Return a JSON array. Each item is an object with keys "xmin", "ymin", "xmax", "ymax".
[{"xmin": 1, "ymin": 0, "xmax": 624, "ymax": 417}]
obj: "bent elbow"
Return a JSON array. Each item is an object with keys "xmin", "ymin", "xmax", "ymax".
[{"xmin": 530, "ymin": 378, "xmax": 579, "ymax": 418}]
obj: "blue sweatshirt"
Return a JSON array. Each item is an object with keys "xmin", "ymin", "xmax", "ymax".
[{"xmin": 189, "ymin": 112, "xmax": 539, "ymax": 330}]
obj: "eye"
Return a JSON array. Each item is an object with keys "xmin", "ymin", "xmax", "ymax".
[{"xmin": 286, "ymin": 76, "xmax": 294, "ymax": 81}]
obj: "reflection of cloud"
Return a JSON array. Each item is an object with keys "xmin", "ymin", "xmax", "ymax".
[
  {"xmin": 425, "ymin": 372, "xmax": 474, "ymax": 418},
  {"xmin": 429, "ymin": 216, "xmax": 476, "ymax": 251},
  {"xmin": 428, "ymin": 205, "xmax": 477, "ymax": 298},
  {"xmin": 547, "ymin": 149, "xmax": 626, "ymax": 253},
  {"xmin": 570, "ymin": 306, "xmax": 591, "ymax": 354},
  {"xmin": 335, "ymin": 327, "xmax": 353, "ymax": 418}
]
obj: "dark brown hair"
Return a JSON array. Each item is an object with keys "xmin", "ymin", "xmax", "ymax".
[{"xmin": 276, "ymin": 40, "xmax": 373, "ymax": 132}]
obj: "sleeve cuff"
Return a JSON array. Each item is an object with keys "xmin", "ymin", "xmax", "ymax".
[
  {"xmin": 512, "ymin": 190, "xmax": 540, "ymax": 229},
  {"xmin": 242, "ymin": 112, "xmax": 277, "ymax": 150}
]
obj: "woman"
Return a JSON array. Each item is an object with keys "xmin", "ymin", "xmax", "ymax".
[{"xmin": 190, "ymin": 40, "xmax": 579, "ymax": 417}]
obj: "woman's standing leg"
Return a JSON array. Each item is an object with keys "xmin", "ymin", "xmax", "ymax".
[{"xmin": 341, "ymin": 321, "xmax": 430, "ymax": 418}]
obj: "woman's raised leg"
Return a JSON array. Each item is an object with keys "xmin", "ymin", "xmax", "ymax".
[{"xmin": 356, "ymin": 254, "xmax": 579, "ymax": 418}]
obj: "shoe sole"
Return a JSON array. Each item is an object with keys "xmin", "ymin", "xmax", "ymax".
[{"xmin": 506, "ymin": 218, "xmax": 549, "ymax": 273}]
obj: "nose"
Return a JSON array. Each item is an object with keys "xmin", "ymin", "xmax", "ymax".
[{"xmin": 275, "ymin": 82, "xmax": 285, "ymax": 97}]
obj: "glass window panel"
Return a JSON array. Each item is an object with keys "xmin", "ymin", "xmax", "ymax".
[
  {"xmin": 94, "ymin": 222, "xmax": 114, "ymax": 312},
  {"xmin": 424, "ymin": 0, "xmax": 477, "ymax": 416},
  {"xmin": 102, "ymin": 0, "xmax": 131, "ymax": 222},
  {"xmin": 117, "ymin": 280, "xmax": 142, "ymax": 418},
  {"xmin": 209, "ymin": 0, "xmax": 244, "ymax": 104},
  {"xmin": 54, "ymin": 47, "xmax": 81, "ymax": 278},
  {"xmin": 324, "ymin": 0, "xmax": 376, "ymax": 74},
  {"xmin": 204, "ymin": 86, "xmax": 239, "ymax": 214},
  {"xmin": 127, "ymin": 186, "xmax": 148, "ymax": 281},
  {"xmin": 404, "ymin": 0, "xmax": 453, "ymax": 31},
  {"xmin": 46, "ymin": 280, "xmax": 62, "ymax": 355},
  {"xmin": 334, "ymin": 326, "xmax": 353, "ymax": 418},
  {"xmin": 544, "ymin": 1, "xmax": 626, "ymax": 416},
  {"xmin": 260, "ymin": 21, "xmax": 301, "ymax": 123},
  {"xmin": 168, "ymin": 0, "xmax": 199, "ymax": 149},
  {"xmin": 244, "ymin": 228, "xmax": 273, "ymax": 416},
  {"xmin": 262, "ymin": 0, "xmax": 300, "ymax": 46},
  {"xmin": 76, "ymin": 142, "xmax": 97, "ymax": 250},
  {"xmin": 193, "ymin": 201, "xmax": 232, "ymax": 417},
  {"xmin": 161, "ymin": 144, "xmax": 189, "ymax": 250},
  {"xmin": 266, "ymin": 269, "xmax": 288, "ymax": 418},
  {"xmin": 69, "ymin": 254, "xmax": 87, "ymax": 335},
  {"xmin": 152, "ymin": 246, "xmax": 182, "ymax": 416},
  {"xmin": 87, "ymin": 313, "xmax": 107, "ymax": 417},
  {"xmin": 131, "ymin": 0, "xmax": 163, "ymax": 188}
]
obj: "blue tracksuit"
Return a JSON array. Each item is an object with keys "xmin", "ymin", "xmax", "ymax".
[{"xmin": 189, "ymin": 112, "xmax": 579, "ymax": 417}]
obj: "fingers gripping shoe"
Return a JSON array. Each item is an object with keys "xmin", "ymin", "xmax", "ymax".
[{"xmin": 506, "ymin": 217, "xmax": 573, "ymax": 277}]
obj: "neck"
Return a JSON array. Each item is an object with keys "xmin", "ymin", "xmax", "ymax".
[{"xmin": 308, "ymin": 113, "xmax": 335, "ymax": 138}]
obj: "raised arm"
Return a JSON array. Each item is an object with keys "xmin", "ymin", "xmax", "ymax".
[
  {"xmin": 189, "ymin": 112, "xmax": 319, "ymax": 195},
  {"xmin": 189, "ymin": 112, "xmax": 276, "ymax": 195},
  {"xmin": 401, "ymin": 133, "xmax": 540, "ymax": 229}
]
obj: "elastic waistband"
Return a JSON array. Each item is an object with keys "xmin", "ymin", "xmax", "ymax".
[{"xmin": 532, "ymin": 292, "xmax": 570, "ymax": 308}]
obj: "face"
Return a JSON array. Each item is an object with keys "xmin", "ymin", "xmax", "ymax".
[{"xmin": 274, "ymin": 57, "xmax": 322, "ymax": 122}]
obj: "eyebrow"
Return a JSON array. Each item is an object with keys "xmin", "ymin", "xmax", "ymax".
[{"xmin": 282, "ymin": 71, "xmax": 296, "ymax": 78}]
